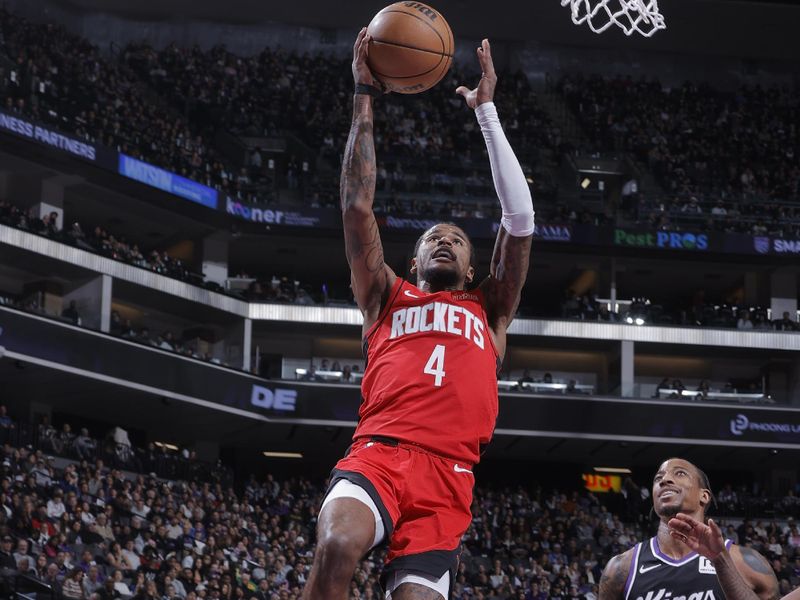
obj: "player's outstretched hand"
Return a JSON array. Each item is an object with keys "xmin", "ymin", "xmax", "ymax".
[
  {"xmin": 456, "ymin": 38, "xmax": 497, "ymax": 109},
  {"xmin": 352, "ymin": 27, "xmax": 383, "ymax": 90},
  {"xmin": 668, "ymin": 513, "xmax": 726, "ymax": 560}
]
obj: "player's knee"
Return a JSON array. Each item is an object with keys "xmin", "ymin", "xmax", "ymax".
[{"xmin": 314, "ymin": 528, "xmax": 366, "ymax": 572}]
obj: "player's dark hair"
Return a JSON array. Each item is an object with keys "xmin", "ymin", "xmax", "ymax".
[
  {"xmin": 413, "ymin": 222, "xmax": 477, "ymax": 270},
  {"xmin": 694, "ymin": 464, "xmax": 717, "ymax": 516}
]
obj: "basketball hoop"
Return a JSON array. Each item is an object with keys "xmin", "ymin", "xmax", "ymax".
[{"xmin": 561, "ymin": 0, "xmax": 666, "ymax": 37}]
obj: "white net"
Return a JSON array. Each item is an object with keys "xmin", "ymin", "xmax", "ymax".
[{"xmin": 560, "ymin": 0, "xmax": 666, "ymax": 37}]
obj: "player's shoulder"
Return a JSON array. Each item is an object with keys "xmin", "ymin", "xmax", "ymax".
[
  {"xmin": 599, "ymin": 546, "xmax": 636, "ymax": 600},
  {"xmin": 728, "ymin": 543, "xmax": 775, "ymax": 576},
  {"xmin": 727, "ymin": 543, "xmax": 780, "ymax": 600}
]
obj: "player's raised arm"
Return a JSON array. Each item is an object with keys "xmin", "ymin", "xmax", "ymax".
[
  {"xmin": 669, "ymin": 513, "xmax": 782, "ymax": 600},
  {"xmin": 456, "ymin": 39, "xmax": 533, "ymax": 356},
  {"xmin": 341, "ymin": 28, "xmax": 396, "ymax": 326}
]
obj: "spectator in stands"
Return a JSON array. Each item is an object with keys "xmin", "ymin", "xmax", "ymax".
[
  {"xmin": 681, "ymin": 197, "xmax": 702, "ymax": 215},
  {"xmin": 110, "ymin": 311, "xmax": 124, "ymax": 336},
  {"xmin": 52, "ymin": 423, "xmax": 75, "ymax": 454},
  {"xmin": 518, "ymin": 369, "xmax": 534, "ymax": 387},
  {"xmin": 74, "ymin": 428, "xmax": 96, "ymax": 460},
  {"xmin": 340, "ymin": 365, "xmax": 353, "ymax": 383},
  {"xmin": 94, "ymin": 513, "xmax": 114, "ymax": 543},
  {"xmin": 737, "ymin": 311, "xmax": 754, "ymax": 330},
  {"xmin": 83, "ymin": 565, "xmax": 103, "ymax": 596},
  {"xmin": 13, "ymin": 538, "xmax": 31, "ymax": 568},
  {"xmin": 61, "ymin": 300, "xmax": 81, "ymax": 325},
  {"xmin": 0, "ymin": 405, "xmax": 14, "ymax": 430},
  {"xmin": 138, "ymin": 327, "xmax": 153, "ymax": 345},
  {"xmin": 711, "ymin": 200, "xmax": 728, "ymax": 218},
  {"xmin": 16, "ymin": 556, "xmax": 35, "ymax": 575},
  {"xmin": 775, "ymin": 312, "xmax": 797, "ymax": 332},
  {"xmin": 0, "ymin": 535, "xmax": 16, "ymax": 568},
  {"xmin": 46, "ymin": 488, "xmax": 66, "ymax": 519},
  {"xmin": 566, "ymin": 380, "xmax": 583, "ymax": 394},
  {"xmin": 63, "ymin": 567, "xmax": 85, "ymax": 599},
  {"xmin": 111, "ymin": 569, "xmax": 132, "ymax": 596},
  {"xmin": 753, "ymin": 313, "xmax": 771, "ymax": 330}
]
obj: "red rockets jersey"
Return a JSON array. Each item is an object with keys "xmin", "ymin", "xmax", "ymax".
[{"xmin": 356, "ymin": 278, "xmax": 501, "ymax": 465}]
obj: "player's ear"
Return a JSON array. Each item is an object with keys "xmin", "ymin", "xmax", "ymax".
[
  {"xmin": 466, "ymin": 265, "xmax": 475, "ymax": 284},
  {"xmin": 699, "ymin": 488, "xmax": 711, "ymax": 510},
  {"xmin": 410, "ymin": 257, "xmax": 417, "ymax": 274}
]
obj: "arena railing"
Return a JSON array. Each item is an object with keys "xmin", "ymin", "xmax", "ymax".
[
  {"xmin": 27, "ymin": 420, "xmax": 234, "ymax": 487},
  {"xmin": 656, "ymin": 388, "xmax": 771, "ymax": 403}
]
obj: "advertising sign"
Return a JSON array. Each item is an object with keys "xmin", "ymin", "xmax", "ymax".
[
  {"xmin": 582, "ymin": 474, "xmax": 622, "ymax": 493},
  {"xmin": 0, "ymin": 109, "xmax": 116, "ymax": 168},
  {"xmin": 119, "ymin": 154, "xmax": 218, "ymax": 209},
  {"xmin": 613, "ymin": 228, "xmax": 709, "ymax": 252}
]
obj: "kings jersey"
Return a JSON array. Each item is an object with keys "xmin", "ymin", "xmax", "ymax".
[
  {"xmin": 625, "ymin": 537, "xmax": 734, "ymax": 600},
  {"xmin": 356, "ymin": 278, "xmax": 500, "ymax": 464}
]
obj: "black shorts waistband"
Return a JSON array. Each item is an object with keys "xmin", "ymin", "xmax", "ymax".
[{"xmin": 369, "ymin": 435, "xmax": 399, "ymax": 447}]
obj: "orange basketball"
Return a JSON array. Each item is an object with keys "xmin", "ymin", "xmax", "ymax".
[{"xmin": 366, "ymin": 2, "xmax": 454, "ymax": 94}]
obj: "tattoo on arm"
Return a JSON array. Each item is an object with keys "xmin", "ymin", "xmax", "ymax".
[
  {"xmin": 345, "ymin": 216, "xmax": 385, "ymax": 274},
  {"xmin": 485, "ymin": 229, "xmax": 532, "ymax": 329},
  {"xmin": 739, "ymin": 548, "xmax": 773, "ymax": 575},
  {"xmin": 340, "ymin": 95, "xmax": 390, "ymax": 311},
  {"xmin": 340, "ymin": 99, "xmax": 377, "ymax": 214},
  {"xmin": 713, "ymin": 551, "xmax": 761, "ymax": 600},
  {"xmin": 599, "ymin": 553, "xmax": 630, "ymax": 600},
  {"xmin": 735, "ymin": 548, "xmax": 780, "ymax": 600}
]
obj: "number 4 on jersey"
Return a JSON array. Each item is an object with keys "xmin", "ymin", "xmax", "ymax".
[{"xmin": 424, "ymin": 344, "xmax": 446, "ymax": 386}]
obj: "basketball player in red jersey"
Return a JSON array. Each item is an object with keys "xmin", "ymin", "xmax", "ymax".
[{"xmin": 301, "ymin": 29, "xmax": 534, "ymax": 600}]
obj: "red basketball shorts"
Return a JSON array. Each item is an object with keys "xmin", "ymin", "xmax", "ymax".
[{"xmin": 328, "ymin": 436, "xmax": 475, "ymax": 582}]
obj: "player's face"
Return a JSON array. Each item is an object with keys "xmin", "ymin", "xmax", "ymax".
[
  {"xmin": 412, "ymin": 224, "xmax": 474, "ymax": 288},
  {"xmin": 652, "ymin": 458, "xmax": 708, "ymax": 518}
]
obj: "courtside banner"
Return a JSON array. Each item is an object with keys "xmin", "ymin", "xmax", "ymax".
[
  {"xmin": 0, "ymin": 109, "xmax": 116, "ymax": 169},
  {"xmin": 2, "ymin": 306, "xmax": 799, "ymax": 446}
]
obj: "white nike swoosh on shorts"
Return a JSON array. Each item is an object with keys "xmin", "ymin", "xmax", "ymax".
[
  {"xmin": 454, "ymin": 464, "xmax": 473, "ymax": 474},
  {"xmin": 639, "ymin": 564, "xmax": 661, "ymax": 574}
]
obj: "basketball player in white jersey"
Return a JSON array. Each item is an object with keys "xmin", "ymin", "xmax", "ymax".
[{"xmin": 598, "ymin": 458, "xmax": 778, "ymax": 600}]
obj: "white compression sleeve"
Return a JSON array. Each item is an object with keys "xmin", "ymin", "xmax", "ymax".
[{"xmin": 475, "ymin": 101, "xmax": 535, "ymax": 237}]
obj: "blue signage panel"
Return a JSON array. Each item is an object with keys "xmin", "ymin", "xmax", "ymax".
[
  {"xmin": 118, "ymin": 154, "xmax": 218, "ymax": 210},
  {"xmin": 0, "ymin": 109, "xmax": 116, "ymax": 168}
]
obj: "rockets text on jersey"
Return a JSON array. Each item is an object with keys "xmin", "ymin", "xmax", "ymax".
[{"xmin": 389, "ymin": 300, "xmax": 486, "ymax": 349}]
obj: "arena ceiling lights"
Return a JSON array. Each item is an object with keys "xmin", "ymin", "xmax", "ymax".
[
  {"xmin": 593, "ymin": 467, "xmax": 633, "ymax": 474},
  {"xmin": 263, "ymin": 451, "xmax": 304, "ymax": 459}
]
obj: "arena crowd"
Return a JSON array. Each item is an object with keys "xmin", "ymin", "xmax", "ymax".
[
  {"xmin": 0, "ymin": 408, "xmax": 799, "ymax": 600},
  {"xmin": 2, "ymin": 8, "xmax": 799, "ymax": 236}
]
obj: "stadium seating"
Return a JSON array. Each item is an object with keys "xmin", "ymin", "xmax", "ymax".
[{"xmin": 0, "ymin": 413, "xmax": 797, "ymax": 599}]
